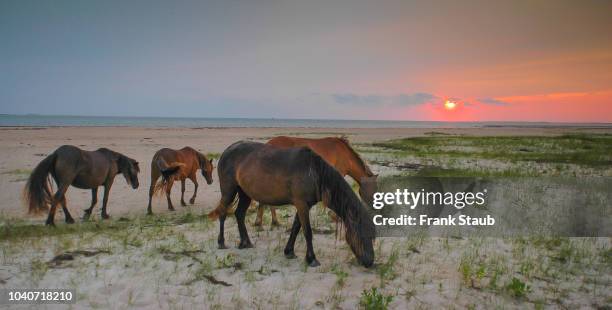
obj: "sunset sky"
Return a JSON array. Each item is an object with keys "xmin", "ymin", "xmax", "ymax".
[{"xmin": 1, "ymin": 0, "xmax": 611, "ymax": 122}]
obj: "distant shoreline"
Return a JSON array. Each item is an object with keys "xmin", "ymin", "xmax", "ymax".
[{"xmin": 1, "ymin": 114, "xmax": 610, "ymax": 129}]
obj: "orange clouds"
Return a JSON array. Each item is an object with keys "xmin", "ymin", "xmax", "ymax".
[{"xmin": 390, "ymin": 91, "xmax": 612, "ymax": 122}]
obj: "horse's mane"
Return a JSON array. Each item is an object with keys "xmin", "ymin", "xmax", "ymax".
[
  {"xmin": 194, "ymin": 150, "xmax": 212, "ymax": 170},
  {"xmin": 309, "ymin": 151, "xmax": 375, "ymax": 256},
  {"xmin": 335, "ymin": 136, "xmax": 374, "ymax": 176}
]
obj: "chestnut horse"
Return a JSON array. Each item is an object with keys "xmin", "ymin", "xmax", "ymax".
[
  {"xmin": 24, "ymin": 145, "xmax": 140, "ymax": 225},
  {"xmin": 254, "ymin": 136, "xmax": 377, "ymax": 227},
  {"xmin": 147, "ymin": 147, "xmax": 214, "ymax": 214},
  {"xmin": 208, "ymin": 141, "xmax": 375, "ymax": 268}
]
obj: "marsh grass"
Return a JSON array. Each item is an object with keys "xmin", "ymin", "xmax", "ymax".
[
  {"xmin": 359, "ymin": 287, "xmax": 394, "ymax": 310},
  {"xmin": 2, "ymin": 168, "xmax": 32, "ymax": 176},
  {"xmin": 0, "ymin": 211, "xmax": 210, "ymax": 241},
  {"xmin": 377, "ymin": 244, "xmax": 400, "ymax": 287},
  {"xmin": 2, "ymin": 168, "xmax": 32, "ymax": 181},
  {"xmin": 205, "ymin": 152, "xmax": 221, "ymax": 160},
  {"xmin": 372, "ymin": 133, "xmax": 612, "ymax": 168}
]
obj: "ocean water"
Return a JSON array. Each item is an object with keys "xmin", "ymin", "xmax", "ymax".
[{"xmin": 0, "ymin": 114, "xmax": 609, "ymax": 128}]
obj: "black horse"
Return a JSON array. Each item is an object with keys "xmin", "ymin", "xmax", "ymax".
[
  {"xmin": 24, "ymin": 145, "xmax": 140, "ymax": 225},
  {"xmin": 208, "ymin": 141, "xmax": 375, "ymax": 268}
]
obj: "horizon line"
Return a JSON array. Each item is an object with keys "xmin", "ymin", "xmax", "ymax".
[{"xmin": 2, "ymin": 113, "xmax": 612, "ymax": 125}]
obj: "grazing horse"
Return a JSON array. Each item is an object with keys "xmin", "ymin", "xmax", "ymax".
[
  {"xmin": 147, "ymin": 147, "xmax": 214, "ymax": 214},
  {"xmin": 208, "ymin": 141, "xmax": 375, "ymax": 268},
  {"xmin": 254, "ymin": 136, "xmax": 377, "ymax": 227},
  {"xmin": 24, "ymin": 145, "xmax": 140, "ymax": 225}
]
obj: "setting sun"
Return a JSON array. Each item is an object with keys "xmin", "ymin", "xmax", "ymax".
[{"xmin": 444, "ymin": 100, "xmax": 457, "ymax": 110}]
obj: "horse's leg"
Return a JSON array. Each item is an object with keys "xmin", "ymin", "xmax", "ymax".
[
  {"xmin": 254, "ymin": 203, "xmax": 265, "ymax": 227},
  {"xmin": 46, "ymin": 183, "xmax": 69, "ymax": 226},
  {"xmin": 165, "ymin": 179, "xmax": 175, "ymax": 211},
  {"xmin": 284, "ymin": 214, "xmax": 301, "ymax": 259},
  {"xmin": 218, "ymin": 213, "xmax": 227, "ymax": 249},
  {"xmin": 296, "ymin": 203, "xmax": 319, "ymax": 267},
  {"xmin": 270, "ymin": 206, "xmax": 280, "ymax": 227},
  {"xmin": 188, "ymin": 174, "xmax": 198, "ymax": 205},
  {"xmin": 180, "ymin": 179, "xmax": 187, "ymax": 207},
  {"xmin": 147, "ymin": 169, "xmax": 160, "ymax": 215},
  {"xmin": 217, "ymin": 185, "xmax": 238, "ymax": 250},
  {"xmin": 101, "ymin": 179, "xmax": 114, "ymax": 220},
  {"xmin": 235, "ymin": 191, "xmax": 253, "ymax": 249},
  {"xmin": 60, "ymin": 196, "xmax": 75, "ymax": 224},
  {"xmin": 83, "ymin": 187, "xmax": 98, "ymax": 220}
]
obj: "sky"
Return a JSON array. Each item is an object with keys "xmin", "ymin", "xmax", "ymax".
[{"xmin": 1, "ymin": 0, "xmax": 611, "ymax": 122}]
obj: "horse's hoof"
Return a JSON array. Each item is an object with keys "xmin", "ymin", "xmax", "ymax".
[
  {"xmin": 238, "ymin": 242, "xmax": 254, "ymax": 249},
  {"xmin": 146, "ymin": 211, "xmax": 153, "ymax": 216},
  {"xmin": 168, "ymin": 207, "xmax": 175, "ymax": 212},
  {"xmin": 180, "ymin": 201, "xmax": 187, "ymax": 207},
  {"xmin": 271, "ymin": 221, "xmax": 281, "ymax": 227},
  {"xmin": 308, "ymin": 259, "xmax": 321, "ymax": 268},
  {"xmin": 101, "ymin": 214, "xmax": 110, "ymax": 220},
  {"xmin": 284, "ymin": 252, "xmax": 297, "ymax": 259},
  {"xmin": 253, "ymin": 221, "xmax": 262, "ymax": 227},
  {"xmin": 45, "ymin": 221, "xmax": 55, "ymax": 227},
  {"xmin": 189, "ymin": 198, "xmax": 195, "ymax": 205},
  {"xmin": 218, "ymin": 244, "xmax": 227, "ymax": 250},
  {"xmin": 65, "ymin": 218, "xmax": 75, "ymax": 224},
  {"xmin": 82, "ymin": 214, "xmax": 91, "ymax": 221}
]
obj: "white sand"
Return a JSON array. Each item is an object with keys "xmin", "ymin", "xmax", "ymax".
[{"xmin": 0, "ymin": 126, "xmax": 610, "ymax": 309}]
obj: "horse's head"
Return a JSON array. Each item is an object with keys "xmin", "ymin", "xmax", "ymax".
[
  {"xmin": 359, "ymin": 175, "xmax": 378, "ymax": 207},
  {"xmin": 345, "ymin": 202, "xmax": 376, "ymax": 268},
  {"xmin": 119, "ymin": 156, "xmax": 140, "ymax": 189},
  {"xmin": 199, "ymin": 154, "xmax": 214, "ymax": 185}
]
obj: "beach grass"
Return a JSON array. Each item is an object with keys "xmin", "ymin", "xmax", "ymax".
[
  {"xmin": 371, "ymin": 133, "xmax": 612, "ymax": 167},
  {"xmin": 0, "ymin": 211, "xmax": 210, "ymax": 242}
]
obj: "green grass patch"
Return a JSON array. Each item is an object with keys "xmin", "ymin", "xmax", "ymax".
[
  {"xmin": 0, "ymin": 211, "xmax": 210, "ymax": 241},
  {"xmin": 413, "ymin": 167, "xmax": 533, "ymax": 177},
  {"xmin": 376, "ymin": 245, "xmax": 400, "ymax": 287},
  {"xmin": 372, "ymin": 133, "xmax": 612, "ymax": 167},
  {"xmin": 205, "ymin": 152, "xmax": 221, "ymax": 160},
  {"xmin": 505, "ymin": 277, "xmax": 530, "ymax": 298},
  {"xmin": 2, "ymin": 168, "xmax": 32, "ymax": 176},
  {"xmin": 359, "ymin": 287, "xmax": 394, "ymax": 310}
]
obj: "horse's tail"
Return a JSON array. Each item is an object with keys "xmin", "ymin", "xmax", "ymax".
[
  {"xmin": 23, "ymin": 152, "xmax": 56, "ymax": 214},
  {"xmin": 207, "ymin": 200, "xmax": 236, "ymax": 220},
  {"xmin": 152, "ymin": 158, "xmax": 185, "ymax": 195}
]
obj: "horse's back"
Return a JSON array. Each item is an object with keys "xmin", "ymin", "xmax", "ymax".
[
  {"xmin": 51, "ymin": 145, "xmax": 112, "ymax": 186},
  {"xmin": 155, "ymin": 147, "xmax": 197, "ymax": 160},
  {"xmin": 223, "ymin": 141, "xmax": 318, "ymax": 205},
  {"xmin": 223, "ymin": 141, "xmax": 309, "ymax": 170},
  {"xmin": 267, "ymin": 136, "xmax": 348, "ymax": 170},
  {"xmin": 55, "ymin": 145, "xmax": 83, "ymax": 157}
]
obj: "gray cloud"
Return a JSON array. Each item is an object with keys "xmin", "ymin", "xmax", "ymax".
[
  {"xmin": 332, "ymin": 92, "xmax": 438, "ymax": 106},
  {"xmin": 478, "ymin": 98, "xmax": 510, "ymax": 105}
]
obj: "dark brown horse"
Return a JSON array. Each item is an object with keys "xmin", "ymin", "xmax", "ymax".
[
  {"xmin": 147, "ymin": 147, "xmax": 214, "ymax": 214},
  {"xmin": 24, "ymin": 145, "xmax": 140, "ymax": 225},
  {"xmin": 254, "ymin": 136, "xmax": 377, "ymax": 227},
  {"xmin": 208, "ymin": 141, "xmax": 375, "ymax": 268}
]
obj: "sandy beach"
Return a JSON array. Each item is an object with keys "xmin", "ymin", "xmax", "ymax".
[
  {"xmin": 1, "ymin": 125, "xmax": 610, "ymax": 219},
  {"xmin": 0, "ymin": 126, "xmax": 610, "ymax": 309}
]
